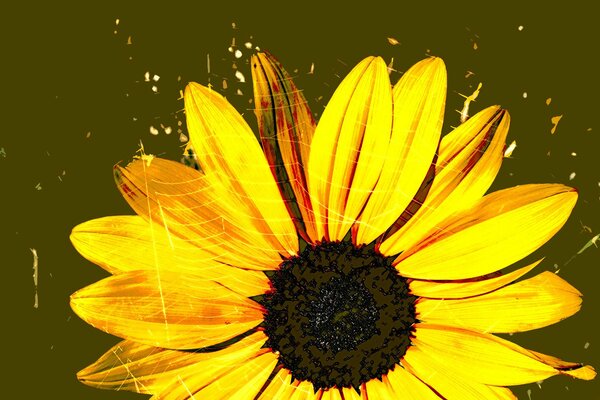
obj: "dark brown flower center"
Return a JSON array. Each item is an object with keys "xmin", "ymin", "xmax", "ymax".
[{"xmin": 259, "ymin": 241, "xmax": 416, "ymax": 391}]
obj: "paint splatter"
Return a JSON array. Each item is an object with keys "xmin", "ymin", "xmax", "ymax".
[
  {"xmin": 577, "ymin": 234, "xmax": 599, "ymax": 255},
  {"xmin": 31, "ymin": 248, "xmax": 39, "ymax": 308},
  {"xmin": 546, "ymin": 97, "xmax": 552, "ymax": 105},
  {"xmin": 522, "ymin": 92, "xmax": 528, "ymax": 98},
  {"xmin": 149, "ymin": 126, "xmax": 159, "ymax": 135},
  {"xmin": 550, "ymin": 115, "xmax": 563, "ymax": 134},
  {"xmin": 235, "ymin": 70, "xmax": 245, "ymax": 83},
  {"xmin": 387, "ymin": 37, "xmax": 400, "ymax": 45},
  {"xmin": 504, "ymin": 140, "xmax": 517, "ymax": 158},
  {"xmin": 569, "ymin": 172, "xmax": 576, "ymax": 180},
  {"xmin": 459, "ymin": 82, "xmax": 482, "ymax": 123}
]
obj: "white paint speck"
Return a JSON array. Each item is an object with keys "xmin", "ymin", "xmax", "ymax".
[
  {"xmin": 585, "ymin": 342, "xmax": 590, "ymax": 349},
  {"xmin": 518, "ymin": 25, "xmax": 524, "ymax": 31},
  {"xmin": 569, "ymin": 172, "xmax": 576, "ymax": 180},
  {"xmin": 234, "ymin": 49, "xmax": 242, "ymax": 59},
  {"xmin": 244, "ymin": 42, "xmax": 252, "ymax": 49},
  {"xmin": 523, "ymin": 92, "xmax": 528, "ymax": 98},
  {"xmin": 235, "ymin": 70, "xmax": 245, "ymax": 83},
  {"xmin": 571, "ymin": 152, "xmax": 577, "ymax": 156},
  {"xmin": 164, "ymin": 126, "xmax": 172, "ymax": 135},
  {"xmin": 151, "ymin": 85, "xmax": 158, "ymax": 93},
  {"xmin": 144, "ymin": 71, "xmax": 150, "ymax": 82},
  {"xmin": 152, "ymin": 74, "xmax": 160, "ymax": 82},
  {"xmin": 149, "ymin": 126, "xmax": 159, "ymax": 135}
]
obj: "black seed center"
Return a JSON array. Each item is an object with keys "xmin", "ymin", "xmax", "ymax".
[{"xmin": 260, "ymin": 241, "xmax": 416, "ymax": 391}]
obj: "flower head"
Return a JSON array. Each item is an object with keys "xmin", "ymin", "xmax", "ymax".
[{"xmin": 70, "ymin": 52, "xmax": 595, "ymax": 399}]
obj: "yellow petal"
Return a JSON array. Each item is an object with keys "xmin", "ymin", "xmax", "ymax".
[
  {"xmin": 153, "ymin": 350, "xmax": 278, "ymax": 400},
  {"xmin": 289, "ymin": 380, "xmax": 319, "ymax": 400},
  {"xmin": 403, "ymin": 346, "xmax": 517, "ymax": 399},
  {"xmin": 417, "ymin": 271, "xmax": 582, "ymax": 332},
  {"xmin": 385, "ymin": 365, "xmax": 440, "ymax": 400},
  {"xmin": 184, "ymin": 82, "xmax": 298, "ymax": 255},
  {"xmin": 307, "ymin": 56, "xmax": 392, "ymax": 241},
  {"xmin": 320, "ymin": 388, "xmax": 344, "ymax": 400},
  {"xmin": 413, "ymin": 323, "xmax": 594, "ymax": 385},
  {"xmin": 381, "ymin": 107, "xmax": 509, "ymax": 255},
  {"xmin": 395, "ymin": 184, "xmax": 577, "ymax": 279},
  {"xmin": 356, "ymin": 57, "xmax": 447, "ymax": 245},
  {"xmin": 340, "ymin": 386, "xmax": 363, "ymax": 400},
  {"xmin": 77, "ymin": 332, "xmax": 267, "ymax": 394},
  {"xmin": 365, "ymin": 376, "xmax": 395, "ymax": 399},
  {"xmin": 528, "ymin": 350, "xmax": 597, "ymax": 380},
  {"xmin": 251, "ymin": 52, "xmax": 318, "ymax": 243},
  {"xmin": 70, "ymin": 270, "xmax": 263, "ymax": 349},
  {"xmin": 410, "ymin": 259, "xmax": 542, "ymax": 299},
  {"xmin": 70, "ymin": 215, "xmax": 270, "ymax": 297},
  {"xmin": 257, "ymin": 368, "xmax": 297, "ymax": 400},
  {"xmin": 114, "ymin": 157, "xmax": 283, "ymax": 270}
]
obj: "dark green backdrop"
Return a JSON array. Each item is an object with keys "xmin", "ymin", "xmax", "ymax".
[{"xmin": 3, "ymin": 1, "xmax": 598, "ymax": 399}]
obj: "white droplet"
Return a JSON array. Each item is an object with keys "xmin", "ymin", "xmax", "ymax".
[
  {"xmin": 518, "ymin": 25, "xmax": 524, "ymax": 31},
  {"xmin": 244, "ymin": 42, "xmax": 252, "ymax": 49},
  {"xmin": 584, "ymin": 342, "xmax": 590, "ymax": 349},
  {"xmin": 228, "ymin": 46, "xmax": 234, "ymax": 53},
  {"xmin": 235, "ymin": 70, "xmax": 246, "ymax": 83},
  {"xmin": 144, "ymin": 71, "xmax": 150, "ymax": 82},
  {"xmin": 151, "ymin": 85, "xmax": 158, "ymax": 93},
  {"xmin": 522, "ymin": 92, "xmax": 528, "ymax": 98},
  {"xmin": 164, "ymin": 126, "xmax": 172, "ymax": 135},
  {"xmin": 571, "ymin": 152, "xmax": 577, "ymax": 156},
  {"xmin": 152, "ymin": 74, "xmax": 160, "ymax": 82},
  {"xmin": 569, "ymin": 172, "xmax": 576, "ymax": 180},
  {"xmin": 234, "ymin": 49, "xmax": 242, "ymax": 59},
  {"xmin": 149, "ymin": 126, "xmax": 159, "ymax": 135}
]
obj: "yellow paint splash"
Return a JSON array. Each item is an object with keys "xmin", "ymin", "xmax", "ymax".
[
  {"xmin": 551, "ymin": 115, "xmax": 563, "ymax": 134},
  {"xmin": 387, "ymin": 37, "xmax": 400, "ymax": 45}
]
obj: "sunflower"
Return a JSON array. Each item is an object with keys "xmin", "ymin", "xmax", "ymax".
[{"xmin": 70, "ymin": 52, "xmax": 595, "ymax": 399}]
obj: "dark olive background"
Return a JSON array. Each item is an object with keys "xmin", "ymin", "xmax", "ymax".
[{"xmin": 2, "ymin": 1, "xmax": 599, "ymax": 399}]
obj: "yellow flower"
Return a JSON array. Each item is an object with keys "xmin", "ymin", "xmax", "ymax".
[{"xmin": 70, "ymin": 52, "xmax": 595, "ymax": 399}]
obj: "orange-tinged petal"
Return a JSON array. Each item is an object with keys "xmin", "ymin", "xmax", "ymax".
[
  {"xmin": 114, "ymin": 157, "xmax": 283, "ymax": 270},
  {"xmin": 319, "ymin": 387, "xmax": 344, "ymax": 400},
  {"xmin": 289, "ymin": 380, "xmax": 319, "ymax": 400},
  {"xmin": 409, "ymin": 259, "xmax": 542, "ymax": 299},
  {"xmin": 70, "ymin": 270, "xmax": 263, "ymax": 349},
  {"xmin": 417, "ymin": 271, "xmax": 582, "ymax": 333},
  {"xmin": 385, "ymin": 365, "xmax": 441, "ymax": 399},
  {"xmin": 184, "ymin": 82, "xmax": 298, "ymax": 256},
  {"xmin": 394, "ymin": 184, "xmax": 577, "ymax": 280},
  {"xmin": 77, "ymin": 331, "xmax": 267, "ymax": 394},
  {"xmin": 251, "ymin": 52, "xmax": 318, "ymax": 243},
  {"xmin": 70, "ymin": 215, "xmax": 270, "ymax": 297},
  {"xmin": 307, "ymin": 56, "xmax": 392, "ymax": 241},
  {"xmin": 413, "ymin": 323, "xmax": 595, "ymax": 385},
  {"xmin": 356, "ymin": 57, "xmax": 447, "ymax": 245},
  {"xmin": 153, "ymin": 350, "xmax": 278, "ymax": 400},
  {"xmin": 381, "ymin": 107, "xmax": 509, "ymax": 255},
  {"xmin": 403, "ymin": 346, "xmax": 516, "ymax": 399}
]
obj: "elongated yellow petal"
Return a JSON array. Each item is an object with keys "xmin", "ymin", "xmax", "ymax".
[
  {"xmin": 77, "ymin": 332, "xmax": 267, "ymax": 394},
  {"xmin": 114, "ymin": 157, "xmax": 283, "ymax": 270},
  {"xmin": 385, "ymin": 365, "xmax": 441, "ymax": 400},
  {"xmin": 257, "ymin": 368, "xmax": 297, "ymax": 400},
  {"xmin": 153, "ymin": 350, "xmax": 278, "ymax": 400},
  {"xmin": 417, "ymin": 271, "xmax": 582, "ymax": 332},
  {"xmin": 381, "ymin": 107, "xmax": 509, "ymax": 255},
  {"xmin": 70, "ymin": 270, "xmax": 263, "ymax": 349},
  {"xmin": 356, "ymin": 57, "xmax": 446, "ymax": 245},
  {"xmin": 409, "ymin": 259, "xmax": 542, "ymax": 299},
  {"xmin": 403, "ymin": 346, "xmax": 516, "ymax": 399},
  {"xmin": 413, "ymin": 323, "xmax": 595, "ymax": 385},
  {"xmin": 70, "ymin": 215, "xmax": 270, "ymax": 297},
  {"xmin": 184, "ymin": 82, "xmax": 298, "ymax": 255},
  {"xmin": 307, "ymin": 56, "xmax": 392, "ymax": 241},
  {"xmin": 252, "ymin": 52, "xmax": 318, "ymax": 243},
  {"xmin": 395, "ymin": 184, "xmax": 577, "ymax": 279}
]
